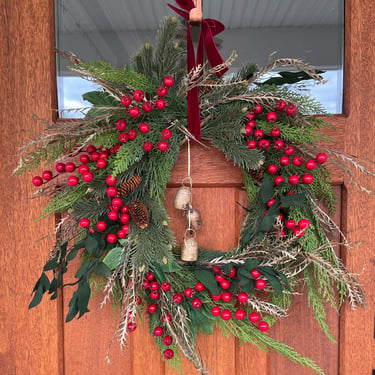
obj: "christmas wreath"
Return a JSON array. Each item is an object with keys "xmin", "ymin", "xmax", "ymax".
[{"xmin": 14, "ymin": 10, "xmax": 373, "ymax": 375}]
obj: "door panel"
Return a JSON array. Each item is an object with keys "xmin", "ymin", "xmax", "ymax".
[{"xmin": 1, "ymin": 0, "xmax": 375, "ymax": 374}]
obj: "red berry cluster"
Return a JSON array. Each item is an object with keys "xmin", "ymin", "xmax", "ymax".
[
  {"xmin": 143, "ymin": 272, "xmax": 175, "ymax": 359},
  {"xmin": 116, "ymin": 75, "xmax": 174, "ymax": 153},
  {"xmin": 209, "ymin": 266, "xmax": 269, "ymax": 331},
  {"xmin": 78, "ymin": 175, "xmax": 131, "ymax": 244}
]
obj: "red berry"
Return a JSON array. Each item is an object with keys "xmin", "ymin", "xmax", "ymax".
[
  {"xmin": 127, "ymin": 129, "xmax": 137, "ymax": 140},
  {"xmin": 280, "ymin": 156, "xmax": 289, "ymax": 167},
  {"xmin": 250, "ymin": 269, "xmax": 261, "ymax": 279},
  {"xmin": 106, "ymin": 234, "xmax": 117, "ymax": 243},
  {"xmin": 78, "ymin": 165, "xmax": 89, "ymax": 174},
  {"xmin": 119, "ymin": 133, "xmax": 129, "ymax": 143},
  {"xmin": 96, "ymin": 159, "xmax": 107, "ymax": 169},
  {"xmin": 273, "ymin": 140, "xmax": 284, "ymax": 150},
  {"xmin": 67, "ymin": 176, "xmax": 79, "ymax": 186},
  {"xmin": 270, "ymin": 127, "xmax": 281, "ymax": 137},
  {"xmin": 117, "ymin": 229, "xmax": 128, "ymax": 239},
  {"xmin": 267, "ymin": 112, "xmax": 277, "ymax": 123},
  {"xmin": 161, "ymin": 129, "xmax": 172, "ymax": 140},
  {"xmin": 238, "ymin": 292, "xmax": 248, "ymax": 303},
  {"xmin": 267, "ymin": 198, "xmax": 276, "ymax": 207},
  {"xmin": 316, "ymin": 152, "xmax": 327, "ymax": 164},
  {"xmin": 121, "ymin": 205, "xmax": 129, "ymax": 213},
  {"xmin": 162, "ymin": 313, "xmax": 172, "ymax": 322},
  {"xmin": 258, "ymin": 321, "xmax": 269, "ymax": 332},
  {"xmin": 249, "ymin": 312, "xmax": 261, "ymax": 323},
  {"xmin": 302, "ymin": 174, "xmax": 314, "ymax": 184},
  {"xmin": 158, "ymin": 141, "xmax": 169, "ymax": 151},
  {"xmin": 79, "ymin": 154, "xmax": 90, "ymax": 164},
  {"xmin": 150, "ymin": 290, "xmax": 160, "ymax": 300},
  {"xmin": 192, "ymin": 298, "xmax": 202, "ymax": 309},
  {"xmin": 120, "ymin": 214, "xmax": 130, "ymax": 224},
  {"xmin": 284, "ymin": 146, "xmax": 295, "ymax": 156},
  {"xmin": 157, "ymin": 85, "xmax": 168, "ymax": 97},
  {"xmin": 235, "ymin": 310, "xmax": 246, "ymax": 320},
  {"xmin": 133, "ymin": 90, "xmax": 144, "ymax": 101},
  {"xmin": 286, "ymin": 103, "xmax": 297, "ymax": 115},
  {"xmin": 96, "ymin": 221, "xmax": 106, "ymax": 231},
  {"xmin": 255, "ymin": 279, "xmax": 266, "ymax": 290},
  {"xmin": 195, "ymin": 282, "xmax": 204, "ymax": 292},
  {"xmin": 298, "ymin": 219, "xmax": 310, "ymax": 229},
  {"xmin": 100, "ymin": 151, "xmax": 109, "ymax": 160},
  {"xmin": 163, "ymin": 349, "xmax": 174, "ymax": 360},
  {"xmin": 221, "ymin": 292, "xmax": 232, "ymax": 302},
  {"xmin": 285, "ymin": 219, "xmax": 296, "ymax": 229},
  {"xmin": 64, "ymin": 162, "xmax": 76, "ymax": 173},
  {"xmin": 243, "ymin": 126, "xmax": 253, "ymax": 136},
  {"xmin": 247, "ymin": 110, "xmax": 255, "ymax": 120},
  {"xmin": 146, "ymin": 272, "xmax": 154, "ymax": 281},
  {"xmin": 163, "ymin": 75, "xmax": 174, "ymax": 87},
  {"xmin": 32, "ymin": 176, "xmax": 43, "ymax": 186},
  {"xmin": 129, "ymin": 107, "xmax": 141, "ymax": 118},
  {"xmin": 267, "ymin": 164, "xmax": 278, "ymax": 174},
  {"xmin": 120, "ymin": 95, "xmax": 132, "ymax": 107},
  {"xmin": 111, "ymin": 197, "xmax": 121, "ymax": 206},
  {"xmin": 293, "ymin": 226, "xmax": 304, "ymax": 237},
  {"xmin": 148, "ymin": 304, "xmax": 157, "ymax": 314},
  {"xmin": 258, "ymin": 139, "xmax": 270, "ymax": 150},
  {"xmin": 184, "ymin": 288, "xmax": 194, "ymax": 298},
  {"xmin": 211, "ymin": 292, "xmax": 221, "ymax": 301},
  {"xmin": 161, "ymin": 282, "xmax": 171, "ymax": 291},
  {"xmin": 288, "ymin": 175, "xmax": 299, "ymax": 185},
  {"xmin": 215, "ymin": 274, "xmax": 224, "ymax": 282},
  {"xmin": 106, "ymin": 175, "xmax": 117, "ymax": 186},
  {"xmin": 86, "ymin": 145, "xmax": 96, "ymax": 154},
  {"xmin": 278, "ymin": 212, "xmax": 284, "ymax": 221},
  {"xmin": 91, "ymin": 152, "xmax": 100, "ymax": 161},
  {"xmin": 127, "ymin": 322, "xmax": 137, "ymax": 332},
  {"xmin": 254, "ymin": 129, "xmax": 264, "ymax": 139},
  {"xmin": 163, "ymin": 336, "xmax": 173, "ymax": 346},
  {"xmin": 277, "ymin": 229, "xmax": 286, "ymax": 238},
  {"xmin": 42, "ymin": 170, "xmax": 53, "ymax": 181},
  {"xmin": 275, "ymin": 100, "xmax": 286, "ymax": 111},
  {"xmin": 211, "ymin": 306, "xmax": 221, "ymax": 316},
  {"xmin": 305, "ymin": 159, "xmax": 317, "ymax": 170},
  {"xmin": 229, "ymin": 267, "xmax": 236, "ymax": 278},
  {"xmin": 274, "ymin": 176, "xmax": 284, "ymax": 186},
  {"xmin": 139, "ymin": 123, "xmax": 150, "ymax": 134},
  {"xmin": 221, "ymin": 310, "xmax": 232, "ymax": 321},
  {"xmin": 292, "ymin": 156, "xmax": 303, "ymax": 166},
  {"xmin": 156, "ymin": 99, "xmax": 166, "ymax": 109},
  {"xmin": 254, "ymin": 104, "xmax": 263, "ymax": 114},
  {"xmin": 142, "ymin": 280, "xmax": 149, "ymax": 289},
  {"xmin": 82, "ymin": 172, "xmax": 93, "ymax": 182},
  {"xmin": 55, "ymin": 162, "xmax": 65, "ymax": 173},
  {"xmin": 122, "ymin": 224, "xmax": 130, "ymax": 234},
  {"xmin": 143, "ymin": 142, "xmax": 153, "ymax": 151},
  {"xmin": 142, "ymin": 101, "xmax": 153, "ymax": 112},
  {"xmin": 115, "ymin": 120, "xmax": 126, "ymax": 131},
  {"xmin": 79, "ymin": 218, "xmax": 90, "ymax": 228},
  {"xmin": 246, "ymin": 120, "xmax": 256, "ymax": 128},
  {"xmin": 153, "ymin": 327, "xmax": 163, "ymax": 337},
  {"xmin": 220, "ymin": 280, "xmax": 230, "ymax": 289},
  {"xmin": 173, "ymin": 293, "xmax": 183, "ymax": 303},
  {"xmin": 108, "ymin": 211, "xmax": 118, "ymax": 221},
  {"xmin": 247, "ymin": 140, "xmax": 257, "ymax": 149}
]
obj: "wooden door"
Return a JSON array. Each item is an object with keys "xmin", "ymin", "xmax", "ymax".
[{"xmin": 1, "ymin": 1, "xmax": 374, "ymax": 374}]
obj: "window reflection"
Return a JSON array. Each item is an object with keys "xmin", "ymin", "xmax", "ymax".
[{"xmin": 56, "ymin": 0, "xmax": 344, "ymax": 116}]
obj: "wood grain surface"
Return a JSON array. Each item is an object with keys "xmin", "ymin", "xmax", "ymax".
[{"xmin": 1, "ymin": 0, "xmax": 374, "ymax": 374}]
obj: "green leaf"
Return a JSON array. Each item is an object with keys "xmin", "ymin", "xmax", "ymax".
[
  {"xmin": 95, "ymin": 262, "xmax": 111, "ymax": 276},
  {"xmin": 66, "ymin": 292, "xmax": 79, "ymax": 322},
  {"xmin": 238, "ymin": 277, "xmax": 255, "ymax": 294},
  {"xmin": 75, "ymin": 261, "xmax": 95, "ymax": 279},
  {"xmin": 67, "ymin": 241, "xmax": 85, "ymax": 262},
  {"xmin": 82, "ymin": 91, "xmax": 118, "ymax": 107},
  {"xmin": 43, "ymin": 258, "xmax": 58, "ymax": 271},
  {"xmin": 77, "ymin": 280, "xmax": 91, "ymax": 318},
  {"xmin": 280, "ymin": 193, "xmax": 307, "ymax": 208},
  {"xmin": 84, "ymin": 234, "xmax": 101, "ymax": 258},
  {"xmin": 259, "ymin": 202, "xmax": 280, "ymax": 232},
  {"xmin": 152, "ymin": 264, "xmax": 167, "ymax": 283},
  {"xmin": 29, "ymin": 273, "xmax": 50, "ymax": 309},
  {"xmin": 259, "ymin": 174, "xmax": 274, "ymax": 204},
  {"xmin": 243, "ymin": 259, "xmax": 259, "ymax": 272},
  {"xmin": 265, "ymin": 274, "xmax": 283, "ymax": 295},
  {"xmin": 160, "ymin": 259, "xmax": 181, "ymax": 273},
  {"xmin": 102, "ymin": 247, "xmax": 126, "ymax": 270},
  {"xmin": 194, "ymin": 268, "xmax": 220, "ymax": 296}
]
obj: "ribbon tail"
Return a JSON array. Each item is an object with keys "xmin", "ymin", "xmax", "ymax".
[{"xmin": 187, "ymin": 87, "xmax": 201, "ymax": 140}]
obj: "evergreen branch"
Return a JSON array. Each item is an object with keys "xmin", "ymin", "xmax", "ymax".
[{"xmin": 246, "ymin": 295, "xmax": 288, "ymax": 318}]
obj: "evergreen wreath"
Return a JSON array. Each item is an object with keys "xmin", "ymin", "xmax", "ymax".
[{"xmin": 14, "ymin": 15, "xmax": 374, "ymax": 375}]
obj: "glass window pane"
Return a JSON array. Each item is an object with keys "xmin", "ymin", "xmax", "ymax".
[{"xmin": 56, "ymin": 0, "xmax": 344, "ymax": 117}]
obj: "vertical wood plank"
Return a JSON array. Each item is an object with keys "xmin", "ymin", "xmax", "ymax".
[
  {"xmin": 341, "ymin": 1, "xmax": 375, "ymax": 373},
  {"xmin": 0, "ymin": 0, "xmax": 62, "ymax": 374}
]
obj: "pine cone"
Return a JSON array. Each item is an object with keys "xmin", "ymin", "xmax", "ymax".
[
  {"xmin": 249, "ymin": 167, "xmax": 264, "ymax": 184},
  {"xmin": 129, "ymin": 200, "xmax": 149, "ymax": 229},
  {"xmin": 116, "ymin": 175, "xmax": 142, "ymax": 197}
]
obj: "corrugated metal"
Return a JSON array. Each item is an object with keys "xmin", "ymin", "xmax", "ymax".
[{"xmin": 58, "ymin": 0, "xmax": 343, "ymax": 33}]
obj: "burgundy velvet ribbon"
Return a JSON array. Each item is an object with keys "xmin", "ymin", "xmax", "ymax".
[{"xmin": 168, "ymin": 0, "xmax": 228, "ymax": 140}]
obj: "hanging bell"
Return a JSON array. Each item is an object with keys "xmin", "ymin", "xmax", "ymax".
[
  {"xmin": 181, "ymin": 233, "xmax": 199, "ymax": 262},
  {"xmin": 174, "ymin": 186, "xmax": 192, "ymax": 210},
  {"xmin": 186, "ymin": 208, "xmax": 202, "ymax": 231}
]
